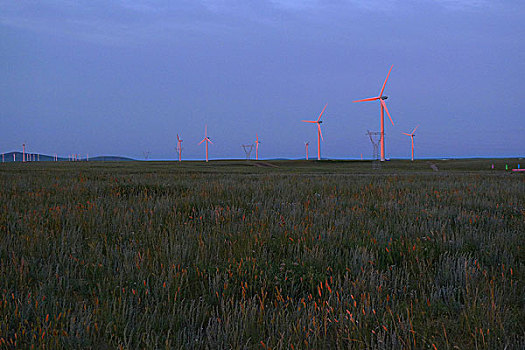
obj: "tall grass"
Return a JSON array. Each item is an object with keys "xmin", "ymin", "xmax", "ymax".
[{"xmin": 0, "ymin": 160, "xmax": 523, "ymax": 348}]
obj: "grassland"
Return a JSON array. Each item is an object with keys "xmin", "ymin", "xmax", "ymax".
[{"xmin": 0, "ymin": 159, "xmax": 523, "ymax": 349}]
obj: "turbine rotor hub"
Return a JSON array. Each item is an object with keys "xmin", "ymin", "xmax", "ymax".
[{"xmin": 381, "ymin": 96, "xmax": 388, "ymax": 100}]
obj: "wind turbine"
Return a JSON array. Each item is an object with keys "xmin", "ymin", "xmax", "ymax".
[
  {"xmin": 305, "ymin": 142, "xmax": 309, "ymax": 160},
  {"xmin": 198, "ymin": 125, "xmax": 212, "ymax": 162},
  {"xmin": 402, "ymin": 125, "xmax": 419, "ymax": 161},
  {"xmin": 255, "ymin": 134, "xmax": 261, "ymax": 160},
  {"xmin": 302, "ymin": 104, "xmax": 327, "ymax": 160},
  {"xmin": 176, "ymin": 134, "xmax": 183, "ymax": 162},
  {"xmin": 353, "ymin": 65, "xmax": 394, "ymax": 162}
]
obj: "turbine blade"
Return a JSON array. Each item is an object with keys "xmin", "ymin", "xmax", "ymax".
[
  {"xmin": 380, "ymin": 99, "xmax": 394, "ymax": 126},
  {"xmin": 317, "ymin": 103, "xmax": 327, "ymax": 121},
  {"xmin": 412, "ymin": 125, "xmax": 419, "ymax": 134},
  {"xmin": 302, "ymin": 120, "xmax": 316, "ymax": 123},
  {"xmin": 353, "ymin": 96, "xmax": 380, "ymax": 103},
  {"xmin": 318, "ymin": 124, "xmax": 324, "ymax": 141},
  {"xmin": 380, "ymin": 64, "xmax": 393, "ymax": 97},
  {"xmin": 198, "ymin": 139, "xmax": 205, "ymax": 145},
  {"xmin": 402, "ymin": 132, "xmax": 411, "ymax": 136},
  {"xmin": 207, "ymin": 138, "xmax": 213, "ymax": 144}
]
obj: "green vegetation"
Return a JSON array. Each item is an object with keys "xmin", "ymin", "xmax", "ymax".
[{"xmin": 0, "ymin": 159, "xmax": 523, "ymax": 349}]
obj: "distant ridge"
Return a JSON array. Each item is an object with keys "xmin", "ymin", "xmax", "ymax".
[
  {"xmin": 0, "ymin": 152, "xmax": 135, "ymax": 162},
  {"xmin": 1, "ymin": 152, "xmax": 520, "ymax": 163},
  {"xmin": 0, "ymin": 152, "xmax": 62, "ymax": 162},
  {"xmin": 88, "ymin": 156, "xmax": 135, "ymax": 161}
]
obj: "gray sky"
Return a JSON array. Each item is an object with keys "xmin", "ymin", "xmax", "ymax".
[{"xmin": 1, "ymin": 0, "xmax": 523, "ymax": 160}]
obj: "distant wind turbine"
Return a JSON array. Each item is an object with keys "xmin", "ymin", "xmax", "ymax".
[
  {"xmin": 353, "ymin": 65, "xmax": 395, "ymax": 162},
  {"xmin": 305, "ymin": 142, "xmax": 309, "ymax": 160},
  {"xmin": 402, "ymin": 125, "xmax": 419, "ymax": 161},
  {"xmin": 198, "ymin": 125, "xmax": 213, "ymax": 162},
  {"xmin": 302, "ymin": 104, "xmax": 327, "ymax": 160},
  {"xmin": 255, "ymin": 134, "xmax": 261, "ymax": 160},
  {"xmin": 176, "ymin": 134, "xmax": 183, "ymax": 162}
]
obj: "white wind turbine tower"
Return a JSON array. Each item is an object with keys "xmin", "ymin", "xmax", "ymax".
[
  {"xmin": 301, "ymin": 104, "xmax": 327, "ymax": 160},
  {"xmin": 198, "ymin": 125, "xmax": 213, "ymax": 162},
  {"xmin": 255, "ymin": 134, "xmax": 261, "ymax": 160},
  {"xmin": 176, "ymin": 134, "xmax": 183, "ymax": 162},
  {"xmin": 305, "ymin": 142, "xmax": 309, "ymax": 160},
  {"xmin": 402, "ymin": 125, "xmax": 419, "ymax": 161},
  {"xmin": 353, "ymin": 65, "xmax": 395, "ymax": 162}
]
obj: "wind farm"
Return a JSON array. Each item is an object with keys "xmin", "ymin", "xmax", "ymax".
[
  {"xmin": 1, "ymin": 1, "xmax": 523, "ymax": 349},
  {"xmin": 0, "ymin": 66, "xmax": 516, "ymax": 164},
  {"xmin": 0, "ymin": 67, "xmax": 424, "ymax": 163}
]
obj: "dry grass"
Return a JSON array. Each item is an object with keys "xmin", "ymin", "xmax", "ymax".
[{"xmin": 0, "ymin": 160, "xmax": 523, "ymax": 349}]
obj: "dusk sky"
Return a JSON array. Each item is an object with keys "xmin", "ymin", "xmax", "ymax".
[{"xmin": 1, "ymin": 1, "xmax": 523, "ymax": 160}]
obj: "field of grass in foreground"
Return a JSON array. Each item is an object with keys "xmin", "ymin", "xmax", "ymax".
[{"xmin": 0, "ymin": 159, "xmax": 523, "ymax": 349}]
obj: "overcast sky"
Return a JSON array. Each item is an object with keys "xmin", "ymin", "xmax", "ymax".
[{"xmin": 1, "ymin": 0, "xmax": 523, "ymax": 160}]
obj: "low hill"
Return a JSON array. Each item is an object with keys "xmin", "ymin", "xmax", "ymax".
[
  {"xmin": 88, "ymin": 156, "xmax": 135, "ymax": 161},
  {"xmin": 0, "ymin": 152, "xmax": 66, "ymax": 162}
]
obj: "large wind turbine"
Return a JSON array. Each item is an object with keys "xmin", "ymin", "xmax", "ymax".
[
  {"xmin": 198, "ymin": 125, "xmax": 212, "ymax": 162},
  {"xmin": 402, "ymin": 125, "xmax": 419, "ymax": 161},
  {"xmin": 176, "ymin": 134, "xmax": 183, "ymax": 162},
  {"xmin": 353, "ymin": 65, "xmax": 394, "ymax": 162},
  {"xmin": 255, "ymin": 134, "xmax": 260, "ymax": 160},
  {"xmin": 302, "ymin": 104, "xmax": 327, "ymax": 160}
]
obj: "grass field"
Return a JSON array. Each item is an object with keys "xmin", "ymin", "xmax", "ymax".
[{"xmin": 0, "ymin": 159, "xmax": 523, "ymax": 349}]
